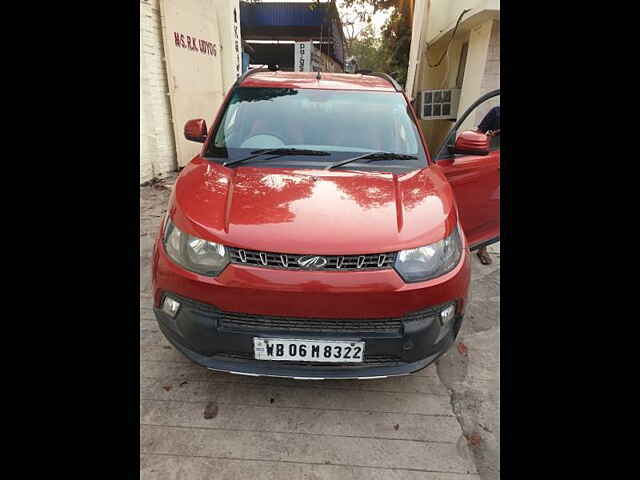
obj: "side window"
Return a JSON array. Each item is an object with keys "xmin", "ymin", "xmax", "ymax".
[
  {"xmin": 392, "ymin": 105, "xmax": 416, "ymax": 154},
  {"xmin": 435, "ymin": 93, "xmax": 500, "ymax": 160},
  {"xmin": 226, "ymin": 104, "xmax": 240, "ymax": 131},
  {"xmin": 214, "ymin": 101, "xmax": 242, "ymax": 147}
]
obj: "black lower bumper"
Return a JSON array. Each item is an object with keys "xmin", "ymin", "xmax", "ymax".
[{"xmin": 154, "ymin": 292, "xmax": 463, "ymax": 379}]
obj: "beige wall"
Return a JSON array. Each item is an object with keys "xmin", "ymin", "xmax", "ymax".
[
  {"xmin": 140, "ymin": 0, "xmax": 243, "ymax": 183},
  {"xmin": 473, "ymin": 20, "xmax": 500, "ymax": 127},
  {"xmin": 414, "ymin": 17, "xmax": 499, "ymax": 154},
  {"xmin": 406, "ymin": 0, "xmax": 429, "ymax": 95},
  {"xmin": 416, "ymin": 33, "xmax": 468, "ymax": 153},
  {"xmin": 406, "ymin": 0, "xmax": 499, "ymax": 155},
  {"xmin": 140, "ymin": 0, "xmax": 177, "ymax": 184},
  {"xmin": 427, "ymin": 0, "xmax": 499, "ymax": 44},
  {"xmin": 457, "ymin": 18, "xmax": 498, "ymax": 133}
]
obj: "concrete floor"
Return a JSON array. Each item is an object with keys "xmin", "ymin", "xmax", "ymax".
[{"xmin": 140, "ymin": 174, "xmax": 500, "ymax": 479}]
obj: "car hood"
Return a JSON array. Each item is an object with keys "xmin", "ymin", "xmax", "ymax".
[{"xmin": 170, "ymin": 158, "xmax": 458, "ymax": 254}]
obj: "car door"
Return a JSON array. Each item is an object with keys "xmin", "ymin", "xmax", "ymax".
[{"xmin": 435, "ymin": 90, "xmax": 500, "ymax": 249}]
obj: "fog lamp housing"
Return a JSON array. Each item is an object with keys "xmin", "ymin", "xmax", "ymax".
[
  {"xmin": 162, "ymin": 296, "xmax": 181, "ymax": 318},
  {"xmin": 440, "ymin": 303, "xmax": 456, "ymax": 326}
]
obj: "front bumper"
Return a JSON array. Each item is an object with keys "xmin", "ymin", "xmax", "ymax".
[{"xmin": 154, "ymin": 292, "xmax": 464, "ymax": 379}]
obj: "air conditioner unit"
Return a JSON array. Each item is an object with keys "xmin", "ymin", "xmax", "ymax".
[{"xmin": 419, "ymin": 88, "xmax": 461, "ymax": 120}]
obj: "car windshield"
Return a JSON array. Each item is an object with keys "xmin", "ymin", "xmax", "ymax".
[{"xmin": 205, "ymin": 87, "xmax": 427, "ymax": 169}]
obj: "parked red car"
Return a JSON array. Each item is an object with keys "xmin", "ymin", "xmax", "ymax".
[{"xmin": 152, "ymin": 69, "xmax": 500, "ymax": 379}]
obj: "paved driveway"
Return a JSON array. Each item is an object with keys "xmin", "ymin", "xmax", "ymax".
[{"xmin": 140, "ymin": 175, "xmax": 499, "ymax": 479}]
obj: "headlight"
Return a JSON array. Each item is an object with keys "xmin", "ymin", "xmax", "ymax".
[
  {"xmin": 163, "ymin": 219, "xmax": 230, "ymax": 276},
  {"xmin": 394, "ymin": 224, "xmax": 463, "ymax": 282}
]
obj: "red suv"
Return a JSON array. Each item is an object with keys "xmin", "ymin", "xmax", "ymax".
[{"xmin": 152, "ymin": 69, "xmax": 500, "ymax": 379}]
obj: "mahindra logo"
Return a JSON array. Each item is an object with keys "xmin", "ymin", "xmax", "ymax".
[{"xmin": 297, "ymin": 255, "xmax": 327, "ymax": 269}]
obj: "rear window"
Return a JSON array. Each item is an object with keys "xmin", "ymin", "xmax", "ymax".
[{"xmin": 205, "ymin": 87, "xmax": 427, "ymax": 168}]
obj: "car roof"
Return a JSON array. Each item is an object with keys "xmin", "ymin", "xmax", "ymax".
[{"xmin": 239, "ymin": 71, "xmax": 399, "ymax": 92}]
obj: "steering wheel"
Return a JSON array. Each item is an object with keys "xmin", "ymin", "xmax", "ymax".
[{"xmin": 240, "ymin": 132, "xmax": 287, "ymax": 149}]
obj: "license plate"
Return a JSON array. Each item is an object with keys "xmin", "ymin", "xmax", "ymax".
[{"xmin": 254, "ymin": 338, "xmax": 365, "ymax": 363}]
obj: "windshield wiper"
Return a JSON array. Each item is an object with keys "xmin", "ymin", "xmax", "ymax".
[
  {"xmin": 223, "ymin": 148, "xmax": 331, "ymax": 167},
  {"xmin": 326, "ymin": 151, "xmax": 417, "ymax": 170}
]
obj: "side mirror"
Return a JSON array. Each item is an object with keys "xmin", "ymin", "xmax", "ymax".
[
  {"xmin": 184, "ymin": 119, "xmax": 208, "ymax": 143},
  {"xmin": 448, "ymin": 130, "xmax": 490, "ymax": 156}
]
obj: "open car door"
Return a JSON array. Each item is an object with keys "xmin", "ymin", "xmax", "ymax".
[{"xmin": 435, "ymin": 89, "xmax": 500, "ymax": 250}]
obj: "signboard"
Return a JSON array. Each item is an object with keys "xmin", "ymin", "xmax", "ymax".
[
  {"xmin": 295, "ymin": 41, "xmax": 322, "ymax": 72},
  {"xmin": 294, "ymin": 41, "xmax": 312, "ymax": 72}
]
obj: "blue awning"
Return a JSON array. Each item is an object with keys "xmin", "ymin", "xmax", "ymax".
[
  {"xmin": 241, "ymin": 2, "xmax": 331, "ymax": 28},
  {"xmin": 240, "ymin": 2, "xmax": 345, "ymax": 65}
]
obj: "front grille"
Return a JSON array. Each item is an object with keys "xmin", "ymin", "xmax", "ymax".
[
  {"xmin": 220, "ymin": 311, "xmax": 403, "ymax": 334},
  {"xmin": 165, "ymin": 292, "xmax": 440, "ymax": 336},
  {"xmin": 217, "ymin": 351, "xmax": 403, "ymax": 367},
  {"xmin": 228, "ymin": 247, "xmax": 397, "ymax": 271}
]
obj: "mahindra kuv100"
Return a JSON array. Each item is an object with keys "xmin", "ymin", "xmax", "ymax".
[{"xmin": 152, "ymin": 69, "xmax": 500, "ymax": 379}]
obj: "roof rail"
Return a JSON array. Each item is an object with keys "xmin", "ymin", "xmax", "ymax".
[
  {"xmin": 232, "ymin": 65, "xmax": 279, "ymax": 89},
  {"xmin": 355, "ymin": 70, "xmax": 403, "ymax": 92}
]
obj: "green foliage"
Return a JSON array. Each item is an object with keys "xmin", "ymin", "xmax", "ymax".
[
  {"xmin": 348, "ymin": 25, "xmax": 387, "ymax": 72},
  {"xmin": 341, "ymin": 0, "xmax": 399, "ymax": 12},
  {"xmin": 342, "ymin": 0, "xmax": 413, "ymax": 86},
  {"xmin": 380, "ymin": 3, "xmax": 412, "ymax": 85}
]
